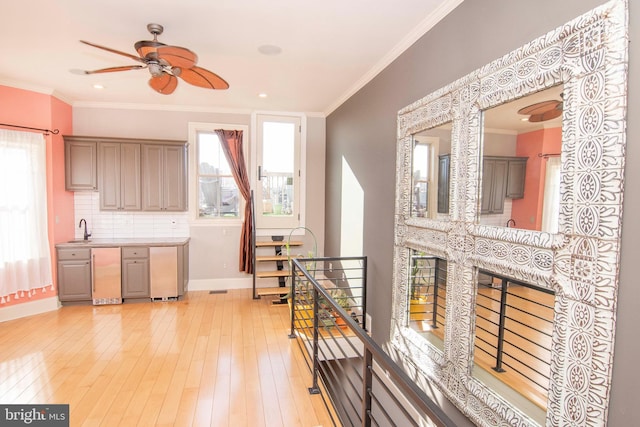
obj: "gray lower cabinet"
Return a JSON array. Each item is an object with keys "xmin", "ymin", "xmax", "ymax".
[
  {"xmin": 57, "ymin": 242, "xmax": 189, "ymax": 303},
  {"xmin": 122, "ymin": 247, "xmax": 149, "ymax": 299},
  {"xmin": 57, "ymin": 248, "xmax": 92, "ymax": 301}
]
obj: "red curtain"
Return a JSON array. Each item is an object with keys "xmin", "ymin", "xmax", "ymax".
[{"xmin": 215, "ymin": 130, "xmax": 253, "ymax": 273}]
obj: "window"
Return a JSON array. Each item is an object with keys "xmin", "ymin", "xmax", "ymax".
[
  {"xmin": 188, "ymin": 123, "xmax": 248, "ymax": 222},
  {"xmin": 197, "ymin": 132, "xmax": 239, "ymax": 218},
  {"xmin": 253, "ymin": 113, "xmax": 304, "ymax": 231},
  {"xmin": 0, "ymin": 130, "xmax": 52, "ymax": 300},
  {"xmin": 411, "ymin": 134, "xmax": 440, "ymax": 218}
]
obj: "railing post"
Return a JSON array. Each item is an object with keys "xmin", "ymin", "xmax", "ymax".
[
  {"xmin": 308, "ymin": 286, "xmax": 321, "ymax": 395},
  {"xmin": 362, "ymin": 256, "xmax": 368, "ymax": 331},
  {"xmin": 362, "ymin": 348, "xmax": 373, "ymax": 427},
  {"xmin": 289, "ymin": 263, "xmax": 297, "ymax": 339},
  {"xmin": 432, "ymin": 258, "xmax": 440, "ymax": 329},
  {"xmin": 493, "ymin": 277, "xmax": 508, "ymax": 373}
]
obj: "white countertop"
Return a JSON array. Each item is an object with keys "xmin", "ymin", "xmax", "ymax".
[{"xmin": 55, "ymin": 237, "xmax": 190, "ymax": 248}]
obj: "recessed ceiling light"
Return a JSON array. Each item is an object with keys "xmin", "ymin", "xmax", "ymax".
[
  {"xmin": 258, "ymin": 93, "xmax": 268, "ymax": 98},
  {"xmin": 93, "ymin": 84, "xmax": 105, "ymax": 90},
  {"xmin": 258, "ymin": 44, "xmax": 282, "ymax": 56},
  {"xmin": 520, "ymin": 117, "xmax": 529, "ymax": 122}
]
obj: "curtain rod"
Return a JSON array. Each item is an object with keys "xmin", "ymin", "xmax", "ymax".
[
  {"xmin": 0, "ymin": 123, "xmax": 60, "ymax": 135},
  {"xmin": 537, "ymin": 152, "xmax": 560, "ymax": 158}
]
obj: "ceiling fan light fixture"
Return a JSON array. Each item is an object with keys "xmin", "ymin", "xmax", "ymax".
[{"xmin": 148, "ymin": 62, "xmax": 163, "ymax": 77}]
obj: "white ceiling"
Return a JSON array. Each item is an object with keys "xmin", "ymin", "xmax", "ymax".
[{"xmin": 0, "ymin": 0, "xmax": 461, "ymax": 115}]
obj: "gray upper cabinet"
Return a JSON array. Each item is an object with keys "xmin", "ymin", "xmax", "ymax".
[
  {"xmin": 64, "ymin": 135, "xmax": 187, "ymax": 212},
  {"xmin": 481, "ymin": 156, "xmax": 528, "ymax": 214},
  {"xmin": 481, "ymin": 158, "xmax": 509, "ymax": 214},
  {"xmin": 437, "ymin": 154, "xmax": 450, "ymax": 214},
  {"xmin": 64, "ymin": 137, "xmax": 97, "ymax": 191},
  {"xmin": 142, "ymin": 144, "xmax": 187, "ymax": 211},
  {"xmin": 99, "ymin": 142, "xmax": 141, "ymax": 211},
  {"xmin": 506, "ymin": 158, "xmax": 527, "ymax": 199}
]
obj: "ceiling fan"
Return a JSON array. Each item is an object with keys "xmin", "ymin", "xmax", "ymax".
[
  {"xmin": 80, "ymin": 23, "xmax": 229, "ymax": 95},
  {"xmin": 517, "ymin": 98, "xmax": 562, "ymax": 122}
]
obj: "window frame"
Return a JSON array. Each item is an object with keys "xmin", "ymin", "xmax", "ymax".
[
  {"xmin": 188, "ymin": 122, "xmax": 249, "ymax": 226},
  {"xmin": 251, "ymin": 112, "xmax": 307, "ymax": 236},
  {"xmin": 412, "ymin": 135, "xmax": 439, "ymax": 219}
]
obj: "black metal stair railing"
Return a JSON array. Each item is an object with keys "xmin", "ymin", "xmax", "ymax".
[
  {"xmin": 474, "ymin": 269, "xmax": 555, "ymax": 402},
  {"xmin": 408, "ymin": 255, "xmax": 447, "ymax": 332},
  {"xmin": 289, "ymin": 257, "xmax": 457, "ymax": 427}
]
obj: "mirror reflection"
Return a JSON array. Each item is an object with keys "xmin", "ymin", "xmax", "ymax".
[
  {"xmin": 472, "ymin": 269, "xmax": 555, "ymax": 424},
  {"xmin": 408, "ymin": 249, "xmax": 448, "ymax": 350},
  {"xmin": 479, "ymin": 85, "xmax": 563, "ymax": 232},
  {"xmin": 411, "ymin": 123, "xmax": 452, "ymax": 219}
]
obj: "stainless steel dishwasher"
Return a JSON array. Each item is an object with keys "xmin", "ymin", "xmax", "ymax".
[{"xmin": 91, "ymin": 247, "xmax": 122, "ymax": 305}]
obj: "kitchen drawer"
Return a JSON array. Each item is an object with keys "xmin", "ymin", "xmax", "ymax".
[
  {"xmin": 58, "ymin": 248, "xmax": 91, "ymax": 260},
  {"xmin": 122, "ymin": 247, "xmax": 149, "ymax": 259}
]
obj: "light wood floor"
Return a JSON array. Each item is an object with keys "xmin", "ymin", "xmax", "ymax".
[{"xmin": 0, "ymin": 289, "xmax": 335, "ymax": 427}]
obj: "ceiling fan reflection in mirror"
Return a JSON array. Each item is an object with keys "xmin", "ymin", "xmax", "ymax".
[
  {"xmin": 517, "ymin": 96, "xmax": 563, "ymax": 123},
  {"xmin": 80, "ymin": 23, "xmax": 229, "ymax": 95}
]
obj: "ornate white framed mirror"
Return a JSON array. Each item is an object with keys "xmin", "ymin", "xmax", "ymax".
[{"xmin": 391, "ymin": 1, "xmax": 628, "ymax": 425}]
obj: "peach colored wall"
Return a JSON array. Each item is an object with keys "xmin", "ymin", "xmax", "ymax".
[
  {"xmin": 0, "ymin": 85, "xmax": 73, "ymax": 308},
  {"xmin": 512, "ymin": 127, "xmax": 562, "ymax": 230}
]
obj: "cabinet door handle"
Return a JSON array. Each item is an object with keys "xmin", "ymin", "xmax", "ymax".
[{"xmin": 91, "ymin": 254, "xmax": 95, "ymax": 293}]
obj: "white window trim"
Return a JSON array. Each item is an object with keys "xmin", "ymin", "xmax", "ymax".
[
  {"xmin": 188, "ymin": 122, "xmax": 249, "ymax": 226},
  {"xmin": 413, "ymin": 135, "xmax": 440, "ymax": 220},
  {"xmin": 250, "ymin": 111, "xmax": 307, "ymax": 237}
]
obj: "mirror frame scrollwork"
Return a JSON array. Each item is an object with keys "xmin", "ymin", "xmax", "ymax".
[{"xmin": 391, "ymin": 1, "xmax": 628, "ymax": 426}]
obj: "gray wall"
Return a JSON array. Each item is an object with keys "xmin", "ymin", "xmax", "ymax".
[{"xmin": 325, "ymin": 0, "xmax": 639, "ymax": 425}]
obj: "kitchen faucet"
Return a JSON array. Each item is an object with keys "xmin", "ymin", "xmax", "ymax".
[{"xmin": 79, "ymin": 218, "xmax": 91, "ymax": 241}]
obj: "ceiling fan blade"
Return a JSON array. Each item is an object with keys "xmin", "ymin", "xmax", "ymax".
[
  {"xmin": 84, "ymin": 65, "xmax": 146, "ymax": 74},
  {"xmin": 135, "ymin": 40, "xmax": 166, "ymax": 59},
  {"xmin": 80, "ymin": 40, "xmax": 146, "ymax": 64},
  {"xmin": 156, "ymin": 46, "xmax": 197, "ymax": 68},
  {"xmin": 517, "ymin": 100, "xmax": 560, "ymax": 116},
  {"xmin": 528, "ymin": 108, "xmax": 562, "ymax": 123},
  {"xmin": 179, "ymin": 66, "xmax": 229, "ymax": 90},
  {"xmin": 149, "ymin": 73, "xmax": 178, "ymax": 95}
]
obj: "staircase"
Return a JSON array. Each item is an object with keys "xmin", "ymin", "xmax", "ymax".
[{"xmin": 252, "ymin": 237, "xmax": 303, "ymax": 300}]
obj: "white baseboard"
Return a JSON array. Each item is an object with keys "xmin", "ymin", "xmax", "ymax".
[
  {"xmin": 0, "ymin": 296, "xmax": 60, "ymax": 323},
  {"xmin": 187, "ymin": 277, "xmax": 253, "ymax": 292}
]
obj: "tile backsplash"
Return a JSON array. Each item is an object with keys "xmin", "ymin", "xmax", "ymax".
[
  {"xmin": 478, "ymin": 199, "xmax": 514, "ymax": 228},
  {"xmin": 74, "ymin": 192, "xmax": 190, "ymax": 239}
]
